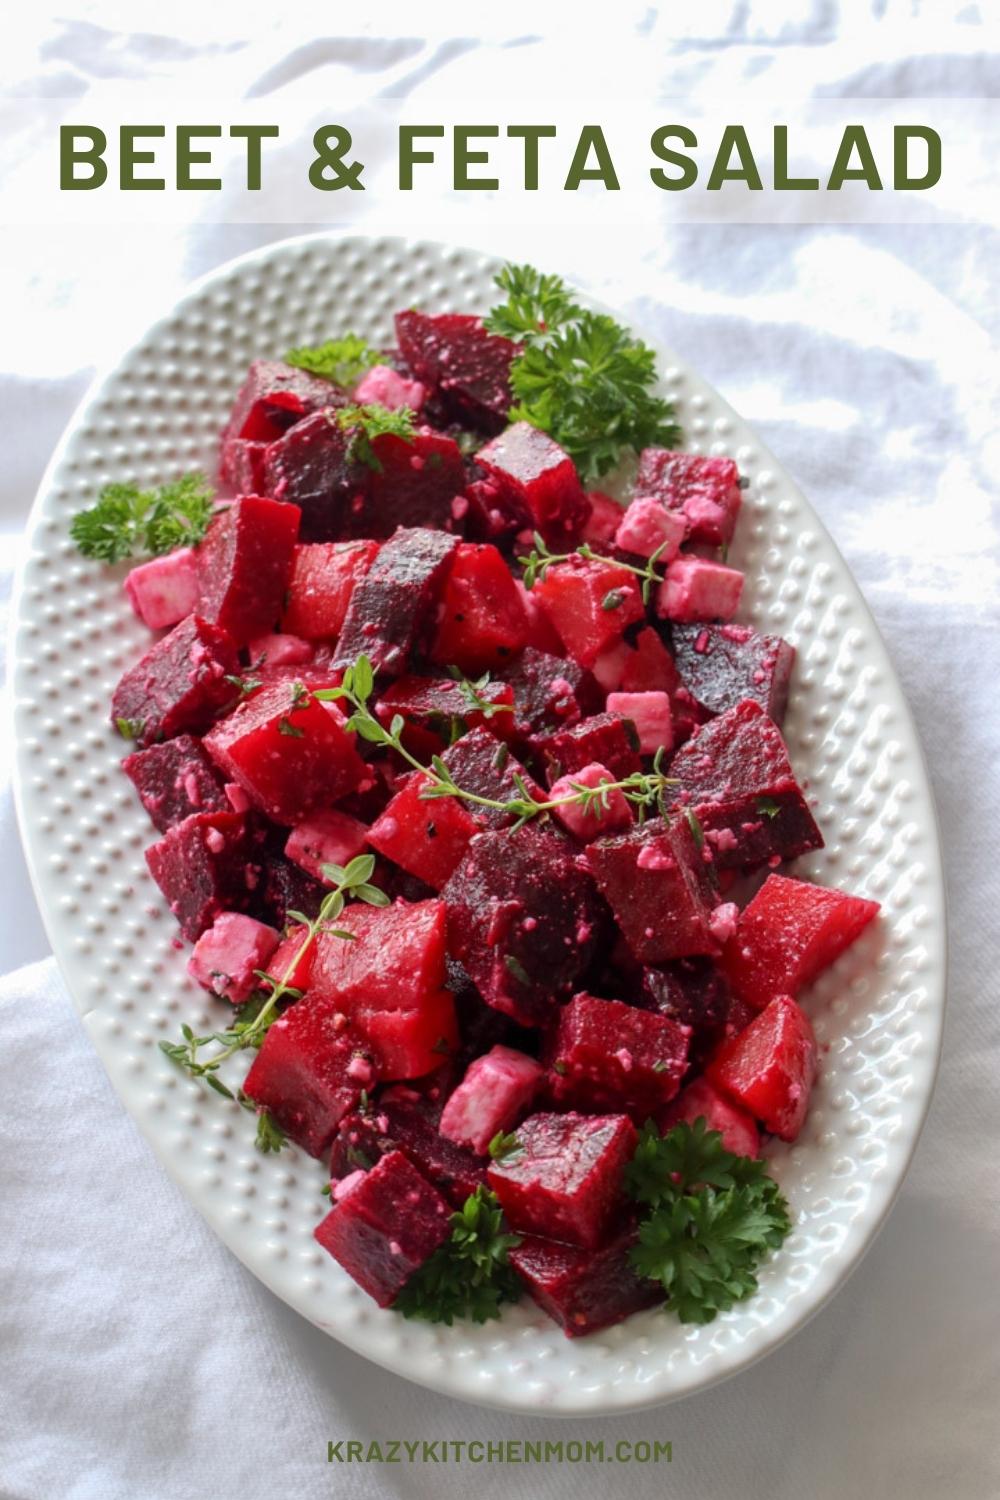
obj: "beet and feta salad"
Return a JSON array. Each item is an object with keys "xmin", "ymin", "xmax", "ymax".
[{"xmin": 72, "ymin": 264, "xmax": 881, "ymax": 1337}]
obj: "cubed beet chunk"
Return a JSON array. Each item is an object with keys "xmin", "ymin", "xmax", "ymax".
[
  {"xmin": 722, "ymin": 873, "xmax": 880, "ymax": 1009},
  {"xmin": 707, "ymin": 994, "xmax": 817, "ymax": 1142},
  {"xmin": 256, "ymin": 857, "xmax": 327, "ymax": 931},
  {"xmin": 672, "ymin": 623, "xmax": 795, "ymax": 725},
  {"xmin": 248, "ymin": 632, "xmax": 313, "ymax": 668},
  {"xmin": 582, "ymin": 490, "xmax": 624, "ymax": 549},
  {"xmin": 487, "ymin": 1111, "xmax": 636, "ymax": 1249},
  {"xmin": 443, "ymin": 826, "xmax": 606, "ymax": 1027},
  {"xmin": 261, "ymin": 410, "xmax": 364, "ymax": 542},
  {"xmin": 124, "ymin": 547, "xmax": 199, "ymax": 631},
  {"xmin": 640, "ymin": 957, "xmax": 735, "ymax": 1066},
  {"xmin": 330, "ymin": 1093, "xmax": 486, "ymax": 1208},
  {"xmin": 634, "ymin": 449, "xmax": 742, "ymax": 546},
  {"xmin": 195, "ymin": 496, "xmax": 300, "ymax": 647},
  {"xmin": 501, "ymin": 648, "xmax": 600, "ymax": 739},
  {"xmin": 110, "ymin": 614, "xmax": 239, "ymax": 748},
  {"xmin": 314, "ymin": 1150, "xmax": 453, "ymax": 1307},
  {"xmin": 547, "ymin": 993, "xmax": 689, "ymax": 1120},
  {"xmin": 368, "ymin": 772, "xmax": 483, "ymax": 892},
  {"xmin": 361, "ymin": 430, "xmax": 467, "ymax": 536},
  {"xmin": 429, "ymin": 542, "xmax": 529, "ymax": 674},
  {"xmin": 537, "ymin": 712, "xmax": 642, "ymax": 784},
  {"xmin": 284, "ymin": 808, "xmax": 368, "ymax": 883},
  {"xmin": 280, "ymin": 540, "xmax": 380, "ymax": 640},
  {"xmin": 222, "ymin": 358, "xmax": 344, "ymax": 445},
  {"xmin": 187, "ymin": 911, "xmax": 280, "ymax": 1004},
  {"xmin": 439, "ymin": 1045, "xmax": 544, "ymax": 1155},
  {"xmin": 510, "ymin": 1227, "xmax": 659, "ymax": 1336},
  {"xmin": 374, "ymin": 676, "xmax": 515, "ymax": 763},
  {"xmin": 658, "ymin": 1076, "xmax": 760, "ymax": 1158},
  {"xmin": 394, "ymin": 310, "xmax": 518, "ymax": 432},
  {"xmin": 533, "ymin": 557, "xmax": 644, "ymax": 669},
  {"xmin": 440, "ymin": 728, "xmax": 544, "ymax": 828},
  {"xmin": 620, "ymin": 626, "xmax": 704, "ymax": 745},
  {"xmin": 122, "ymin": 734, "xmax": 228, "ymax": 832},
  {"xmin": 668, "ymin": 700, "xmax": 824, "ymax": 870},
  {"xmin": 220, "ymin": 437, "xmax": 269, "ymax": 495},
  {"xmin": 334, "ymin": 527, "xmax": 459, "ymax": 677},
  {"xmin": 204, "ymin": 680, "xmax": 366, "ymax": 825},
  {"xmin": 145, "ymin": 810, "xmax": 257, "ymax": 941},
  {"xmin": 586, "ymin": 815, "xmax": 720, "ymax": 964},
  {"xmin": 476, "ymin": 423, "xmax": 590, "ymax": 545},
  {"xmin": 243, "ymin": 992, "xmax": 377, "ymax": 1157}
]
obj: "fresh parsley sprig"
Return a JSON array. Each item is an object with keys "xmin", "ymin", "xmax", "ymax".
[
  {"xmin": 159, "ymin": 855, "xmax": 388, "ymax": 1149},
  {"xmin": 519, "ymin": 531, "xmax": 671, "ymax": 607},
  {"xmin": 335, "ymin": 403, "xmax": 416, "ymax": 470},
  {"xmin": 394, "ymin": 1185, "xmax": 522, "ymax": 1325},
  {"xmin": 284, "ymin": 334, "xmax": 380, "ymax": 387},
  {"xmin": 625, "ymin": 1120, "xmax": 792, "ymax": 1325},
  {"xmin": 314, "ymin": 656, "xmax": 677, "ymax": 829},
  {"xmin": 485, "ymin": 263, "xmax": 682, "ymax": 483},
  {"xmin": 70, "ymin": 472, "xmax": 216, "ymax": 563}
]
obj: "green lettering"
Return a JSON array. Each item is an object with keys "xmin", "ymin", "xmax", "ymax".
[
  {"xmin": 507, "ymin": 124, "xmax": 556, "ymax": 190},
  {"xmin": 229, "ymin": 124, "xmax": 278, "ymax": 190},
  {"xmin": 60, "ymin": 126, "xmax": 107, "ymax": 190},
  {"xmin": 650, "ymin": 124, "xmax": 698, "ymax": 190},
  {"xmin": 454, "ymin": 125, "xmax": 499, "ymax": 190},
  {"xmin": 564, "ymin": 125, "xmax": 619, "ymax": 190},
  {"xmin": 827, "ymin": 125, "xmax": 883, "ymax": 190},
  {"xmin": 706, "ymin": 126, "xmax": 763, "ymax": 191},
  {"xmin": 773, "ymin": 125, "xmax": 818, "ymax": 190},
  {"xmin": 399, "ymin": 125, "xmax": 444, "ymax": 189},
  {"xmin": 894, "ymin": 124, "xmax": 941, "ymax": 189},
  {"xmin": 177, "ymin": 125, "xmax": 222, "ymax": 191},
  {"xmin": 121, "ymin": 125, "xmax": 165, "ymax": 191}
]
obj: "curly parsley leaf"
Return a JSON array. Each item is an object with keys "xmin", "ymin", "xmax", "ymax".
[
  {"xmin": 625, "ymin": 1120, "xmax": 792, "ymax": 1325},
  {"xmin": 284, "ymin": 334, "xmax": 380, "ymax": 387},
  {"xmin": 394, "ymin": 1186, "xmax": 521, "ymax": 1326},
  {"xmin": 483, "ymin": 262, "xmax": 580, "ymax": 342},
  {"xmin": 70, "ymin": 472, "xmax": 216, "ymax": 563},
  {"xmin": 335, "ymin": 403, "xmax": 416, "ymax": 471}
]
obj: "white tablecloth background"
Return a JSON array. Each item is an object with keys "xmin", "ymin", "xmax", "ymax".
[{"xmin": 2, "ymin": 9, "xmax": 998, "ymax": 1499}]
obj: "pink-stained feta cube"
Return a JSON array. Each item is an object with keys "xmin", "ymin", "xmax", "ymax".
[
  {"xmin": 248, "ymin": 632, "xmax": 314, "ymax": 667},
  {"xmin": 284, "ymin": 808, "xmax": 369, "ymax": 883},
  {"xmin": 581, "ymin": 490, "xmax": 624, "ymax": 549},
  {"xmin": 591, "ymin": 640, "xmax": 631, "ymax": 693},
  {"xmin": 606, "ymin": 691, "xmax": 674, "ymax": 756},
  {"xmin": 656, "ymin": 556, "xmax": 744, "ymax": 624},
  {"xmin": 614, "ymin": 498, "xmax": 685, "ymax": 561},
  {"xmin": 352, "ymin": 363, "xmax": 427, "ymax": 412},
  {"xmin": 439, "ymin": 1044, "xmax": 544, "ymax": 1155},
  {"xmin": 187, "ymin": 911, "xmax": 280, "ymax": 1004},
  {"xmin": 123, "ymin": 548, "xmax": 198, "ymax": 631},
  {"xmin": 549, "ymin": 761, "xmax": 634, "ymax": 842}
]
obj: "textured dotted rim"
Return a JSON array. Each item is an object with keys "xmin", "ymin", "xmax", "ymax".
[{"xmin": 10, "ymin": 233, "xmax": 947, "ymax": 1414}]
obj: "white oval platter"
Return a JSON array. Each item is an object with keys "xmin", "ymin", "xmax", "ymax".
[{"xmin": 10, "ymin": 233, "xmax": 946, "ymax": 1414}]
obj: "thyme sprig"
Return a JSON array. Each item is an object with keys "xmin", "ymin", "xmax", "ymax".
[{"xmin": 518, "ymin": 531, "xmax": 672, "ymax": 606}]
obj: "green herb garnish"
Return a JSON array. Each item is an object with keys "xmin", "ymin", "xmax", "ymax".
[
  {"xmin": 335, "ymin": 403, "xmax": 416, "ymax": 470},
  {"xmin": 519, "ymin": 531, "xmax": 672, "ymax": 607},
  {"xmin": 70, "ymin": 472, "xmax": 215, "ymax": 562},
  {"xmin": 394, "ymin": 1186, "xmax": 521, "ymax": 1326},
  {"xmin": 284, "ymin": 334, "xmax": 380, "ymax": 387}
]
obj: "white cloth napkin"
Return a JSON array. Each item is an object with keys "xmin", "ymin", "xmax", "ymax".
[{"xmin": 2, "ymin": 9, "xmax": 999, "ymax": 1500}]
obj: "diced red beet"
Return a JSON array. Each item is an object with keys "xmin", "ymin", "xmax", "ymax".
[
  {"xmin": 262, "ymin": 409, "xmax": 365, "ymax": 542},
  {"xmin": 443, "ymin": 826, "xmax": 606, "ymax": 1028},
  {"xmin": 639, "ymin": 957, "xmax": 735, "ymax": 1066},
  {"xmin": 358, "ymin": 987, "xmax": 459, "ymax": 1081},
  {"xmin": 220, "ymin": 436, "xmax": 269, "ymax": 495},
  {"xmin": 394, "ymin": 310, "xmax": 518, "ymax": 432},
  {"xmin": 145, "ymin": 810, "xmax": 257, "ymax": 941},
  {"xmin": 549, "ymin": 763, "xmax": 633, "ymax": 843},
  {"xmin": 510, "ymin": 1226, "xmax": 660, "ymax": 1336},
  {"xmin": 658, "ymin": 1076, "xmax": 760, "ymax": 1158},
  {"xmin": 707, "ymin": 994, "xmax": 817, "ymax": 1141},
  {"xmin": 614, "ymin": 497, "xmax": 686, "ymax": 561},
  {"xmin": 429, "ymin": 542, "xmax": 529, "ymax": 674},
  {"xmin": 657, "ymin": 556, "xmax": 744, "ymax": 624},
  {"xmin": 284, "ymin": 808, "xmax": 369, "ymax": 883},
  {"xmin": 617, "ymin": 625, "xmax": 703, "ymax": 744},
  {"xmin": 314, "ymin": 1150, "xmax": 453, "ymax": 1307},
  {"xmin": 262, "ymin": 923, "xmax": 314, "ymax": 994},
  {"xmin": 110, "ymin": 614, "xmax": 239, "ymax": 748},
  {"xmin": 532, "ymin": 558, "xmax": 644, "ymax": 669},
  {"xmin": 606, "ymin": 690, "xmax": 674, "ymax": 755},
  {"xmin": 256, "ymin": 856, "xmax": 327, "ymax": 930},
  {"xmin": 586, "ymin": 815, "xmax": 720, "ymax": 965},
  {"xmin": 309, "ymin": 899, "xmax": 447, "ymax": 1016},
  {"xmin": 280, "ymin": 540, "xmax": 380, "ymax": 640},
  {"xmin": 668, "ymin": 700, "xmax": 824, "ymax": 870},
  {"xmin": 353, "ymin": 363, "xmax": 426, "ymax": 412},
  {"xmin": 439, "ymin": 1045, "xmax": 544, "ymax": 1155},
  {"xmin": 487, "ymin": 1111, "xmax": 636, "ymax": 1249},
  {"xmin": 476, "ymin": 423, "xmax": 590, "ymax": 546},
  {"xmin": 329, "ymin": 1094, "xmax": 486, "ymax": 1208},
  {"xmin": 581, "ymin": 490, "xmax": 624, "ymax": 549},
  {"xmin": 124, "ymin": 547, "xmax": 198, "ymax": 631},
  {"xmin": 537, "ymin": 712, "xmax": 642, "ymax": 784},
  {"xmin": 248, "ymin": 632, "xmax": 313, "ymax": 668},
  {"xmin": 514, "ymin": 578, "xmax": 564, "ymax": 654},
  {"xmin": 333, "ymin": 527, "xmax": 459, "ymax": 677},
  {"xmin": 368, "ymin": 772, "xmax": 483, "ymax": 891},
  {"xmin": 501, "ymin": 648, "xmax": 600, "ymax": 739},
  {"xmin": 546, "ymin": 993, "xmax": 689, "ymax": 1120},
  {"xmin": 187, "ymin": 911, "xmax": 280, "ymax": 1004},
  {"xmin": 222, "ymin": 358, "xmax": 344, "ymax": 446},
  {"xmin": 635, "ymin": 449, "xmax": 743, "ymax": 547},
  {"xmin": 722, "ymin": 873, "xmax": 880, "ymax": 1010},
  {"xmin": 439, "ymin": 728, "xmax": 544, "ymax": 828},
  {"xmin": 195, "ymin": 496, "xmax": 300, "ymax": 648},
  {"xmin": 243, "ymin": 992, "xmax": 376, "ymax": 1157},
  {"xmin": 672, "ymin": 623, "xmax": 796, "ymax": 725},
  {"xmin": 374, "ymin": 676, "xmax": 515, "ymax": 763},
  {"xmin": 204, "ymin": 680, "xmax": 366, "ymax": 825},
  {"xmin": 122, "ymin": 734, "xmax": 228, "ymax": 832},
  {"xmin": 361, "ymin": 429, "xmax": 467, "ymax": 536}
]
